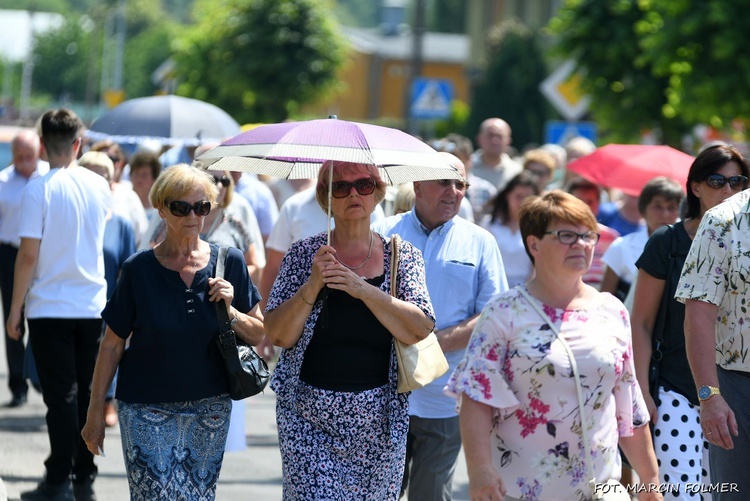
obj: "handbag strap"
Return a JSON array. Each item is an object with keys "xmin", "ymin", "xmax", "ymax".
[
  {"xmin": 518, "ymin": 287, "xmax": 600, "ymax": 498},
  {"xmin": 389, "ymin": 234, "xmax": 400, "ymax": 298},
  {"xmin": 214, "ymin": 247, "xmax": 234, "ymax": 339},
  {"xmin": 652, "ymin": 224, "xmax": 677, "ymax": 350}
]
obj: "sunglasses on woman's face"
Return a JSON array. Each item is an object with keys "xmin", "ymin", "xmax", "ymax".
[
  {"xmin": 331, "ymin": 177, "xmax": 376, "ymax": 198},
  {"xmin": 704, "ymin": 174, "xmax": 748, "ymax": 191},
  {"xmin": 167, "ymin": 200, "xmax": 212, "ymax": 217},
  {"xmin": 212, "ymin": 175, "xmax": 231, "ymax": 187}
]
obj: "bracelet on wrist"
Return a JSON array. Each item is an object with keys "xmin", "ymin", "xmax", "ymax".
[{"xmin": 299, "ymin": 291, "xmax": 314, "ymax": 306}]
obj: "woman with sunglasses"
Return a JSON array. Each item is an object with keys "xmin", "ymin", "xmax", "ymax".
[
  {"xmin": 144, "ymin": 169, "xmax": 261, "ymax": 283},
  {"xmin": 631, "ymin": 144, "xmax": 750, "ymax": 494},
  {"xmin": 264, "ymin": 161, "xmax": 435, "ymax": 500},
  {"xmin": 446, "ymin": 191, "xmax": 661, "ymax": 500},
  {"xmin": 82, "ymin": 164, "xmax": 265, "ymax": 500}
]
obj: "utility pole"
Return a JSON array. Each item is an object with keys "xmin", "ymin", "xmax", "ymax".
[{"xmin": 404, "ymin": 0, "xmax": 425, "ymax": 135}]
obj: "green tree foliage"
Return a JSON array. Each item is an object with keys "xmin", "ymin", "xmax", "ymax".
[
  {"xmin": 548, "ymin": 0, "xmax": 750, "ymax": 146},
  {"xmin": 32, "ymin": 16, "xmax": 92, "ymax": 101},
  {"xmin": 464, "ymin": 20, "xmax": 551, "ymax": 150},
  {"xmin": 172, "ymin": 0, "xmax": 347, "ymax": 124},
  {"xmin": 123, "ymin": 24, "xmax": 174, "ymax": 98}
]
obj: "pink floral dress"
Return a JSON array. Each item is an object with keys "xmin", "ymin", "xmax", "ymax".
[{"xmin": 445, "ymin": 286, "xmax": 649, "ymax": 500}]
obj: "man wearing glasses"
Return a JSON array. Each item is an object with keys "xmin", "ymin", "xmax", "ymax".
[
  {"xmin": 6, "ymin": 109, "xmax": 110, "ymax": 501},
  {"xmin": 374, "ymin": 152, "xmax": 507, "ymax": 500}
]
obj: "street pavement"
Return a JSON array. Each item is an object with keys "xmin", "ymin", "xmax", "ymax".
[{"xmin": 0, "ymin": 320, "xmax": 470, "ymax": 500}]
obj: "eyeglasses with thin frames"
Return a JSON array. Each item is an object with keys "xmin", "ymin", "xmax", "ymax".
[
  {"xmin": 544, "ymin": 230, "xmax": 600, "ymax": 246},
  {"xmin": 167, "ymin": 200, "xmax": 212, "ymax": 217},
  {"xmin": 703, "ymin": 174, "xmax": 748, "ymax": 191},
  {"xmin": 331, "ymin": 178, "xmax": 376, "ymax": 198}
]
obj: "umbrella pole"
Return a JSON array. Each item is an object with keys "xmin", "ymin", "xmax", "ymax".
[{"xmin": 327, "ymin": 163, "xmax": 333, "ymax": 245}]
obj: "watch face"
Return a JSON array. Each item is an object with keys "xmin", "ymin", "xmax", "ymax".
[{"xmin": 699, "ymin": 386, "xmax": 711, "ymax": 400}]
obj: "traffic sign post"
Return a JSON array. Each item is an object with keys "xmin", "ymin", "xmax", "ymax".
[{"xmin": 410, "ymin": 78, "xmax": 453, "ymax": 120}]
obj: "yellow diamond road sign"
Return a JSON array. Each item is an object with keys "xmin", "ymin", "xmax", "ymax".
[{"xmin": 539, "ymin": 60, "xmax": 591, "ymax": 121}]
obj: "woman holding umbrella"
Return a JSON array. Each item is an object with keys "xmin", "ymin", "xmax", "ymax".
[{"xmin": 264, "ymin": 160, "xmax": 436, "ymax": 500}]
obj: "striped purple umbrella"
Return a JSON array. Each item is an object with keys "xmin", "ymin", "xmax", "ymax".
[{"xmin": 193, "ymin": 118, "xmax": 459, "ymax": 185}]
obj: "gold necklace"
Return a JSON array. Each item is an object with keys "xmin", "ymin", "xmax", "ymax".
[{"xmin": 333, "ymin": 231, "xmax": 374, "ymax": 270}]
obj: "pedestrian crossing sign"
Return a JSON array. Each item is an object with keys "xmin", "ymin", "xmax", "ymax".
[{"xmin": 410, "ymin": 78, "xmax": 453, "ymax": 120}]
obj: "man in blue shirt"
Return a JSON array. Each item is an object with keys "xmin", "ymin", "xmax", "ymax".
[{"xmin": 374, "ymin": 152, "xmax": 507, "ymax": 500}]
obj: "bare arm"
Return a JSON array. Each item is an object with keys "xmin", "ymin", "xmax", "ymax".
[
  {"xmin": 264, "ymin": 246, "xmax": 331, "ymax": 349},
  {"xmin": 684, "ymin": 298, "xmax": 738, "ymax": 450},
  {"xmin": 244, "ymin": 243, "xmax": 261, "ymax": 285},
  {"xmin": 259, "ymin": 248, "xmax": 284, "ymax": 312},
  {"xmin": 81, "ymin": 328, "xmax": 126, "ymax": 455},
  {"xmin": 630, "ymin": 269, "xmax": 665, "ymax": 422},
  {"xmin": 599, "ymin": 266, "xmax": 620, "ymax": 296},
  {"xmin": 460, "ymin": 397, "xmax": 506, "ymax": 501},
  {"xmin": 228, "ymin": 303, "xmax": 265, "ymax": 346},
  {"xmin": 5, "ymin": 237, "xmax": 40, "ymax": 341},
  {"xmin": 436, "ymin": 314, "xmax": 481, "ymax": 353},
  {"xmin": 619, "ymin": 426, "xmax": 663, "ymax": 500}
]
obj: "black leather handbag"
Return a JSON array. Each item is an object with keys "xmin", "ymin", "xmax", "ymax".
[{"xmin": 214, "ymin": 247, "xmax": 270, "ymax": 400}]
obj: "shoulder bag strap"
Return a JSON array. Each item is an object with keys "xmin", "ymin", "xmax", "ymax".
[
  {"xmin": 390, "ymin": 234, "xmax": 400, "ymax": 298},
  {"xmin": 652, "ymin": 224, "xmax": 677, "ymax": 350},
  {"xmin": 518, "ymin": 287, "xmax": 600, "ymax": 498},
  {"xmin": 214, "ymin": 247, "xmax": 233, "ymax": 334}
]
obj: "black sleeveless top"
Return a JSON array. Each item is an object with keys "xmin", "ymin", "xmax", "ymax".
[{"xmin": 300, "ymin": 274, "xmax": 393, "ymax": 391}]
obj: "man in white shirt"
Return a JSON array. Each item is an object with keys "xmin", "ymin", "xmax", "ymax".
[
  {"xmin": 6, "ymin": 109, "xmax": 110, "ymax": 501},
  {"xmin": 470, "ymin": 117, "xmax": 522, "ymax": 192},
  {"xmin": 0, "ymin": 130, "xmax": 48, "ymax": 408}
]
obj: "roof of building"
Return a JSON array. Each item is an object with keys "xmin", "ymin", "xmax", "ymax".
[{"xmin": 342, "ymin": 26, "xmax": 469, "ymax": 64}]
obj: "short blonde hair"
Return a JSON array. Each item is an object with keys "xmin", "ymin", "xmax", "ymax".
[
  {"xmin": 149, "ymin": 164, "xmax": 219, "ymax": 209},
  {"xmin": 78, "ymin": 151, "xmax": 114, "ymax": 181},
  {"xmin": 394, "ymin": 183, "xmax": 415, "ymax": 214},
  {"xmin": 519, "ymin": 190, "xmax": 598, "ymax": 264},
  {"xmin": 315, "ymin": 161, "xmax": 387, "ymax": 214}
]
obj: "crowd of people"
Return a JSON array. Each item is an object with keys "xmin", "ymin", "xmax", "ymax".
[{"xmin": 1, "ymin": 107, "xmax": 748, "ymax": 501}]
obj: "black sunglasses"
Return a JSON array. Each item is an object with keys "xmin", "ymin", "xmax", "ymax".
[
  {"xmin": 331, "ymin": 177, "xmax": 376, "ymax": 198},
  {"xmin": 213, "ymin": 175, "xmax": 231, "ymax": 187},
  {"xmin": 704, "ymin": 174, "xmax": 748, "ymax": 190},
  {"xmin": 167, "ymin": 200, "xmax": 212, "ymax": 217}
]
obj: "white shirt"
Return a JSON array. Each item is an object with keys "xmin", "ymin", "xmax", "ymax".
[
  {"xmin": 0, "ymin": 160, "xmax": 49, "ymax": 246},
  {"xmin": 602, "ymin": 226, "xmax": 649, "ymax": 285},
  {"xmin": 266, "ymin": 188, "xmax": 385, "ymax": 253},
  {"xmin": 481, "ymin": 219, "xmax": 533, "ymax": 287},
  {"xmin": 19, "ymin": 166, "xmax": 110, "ymax": 318},
  {"xmin": 470, "ymin": 150, "xmax": 523, "ymax": 191}
]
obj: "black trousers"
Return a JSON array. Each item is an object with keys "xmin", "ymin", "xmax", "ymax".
[
  {"xmin": 28, "ymin": 317, "xmax": 101, "ymax": 485},
  {"xmin": 0, "ymin": 243, "xmax": 27, "ymax": 398}
]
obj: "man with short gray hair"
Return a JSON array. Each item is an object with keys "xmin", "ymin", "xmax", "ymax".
[{"xmin": 0, "ymin": 129, "xmax": 48, "ymax": 408}]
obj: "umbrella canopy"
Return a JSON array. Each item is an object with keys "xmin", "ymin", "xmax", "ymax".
[
  {"xmin": 85, "ymin": 95, "xmax": 241, "ymax": 147},
  {"xmin": 566, "ymin": 144, "xmax": 694, "ymax": 196},
  {"xmin": 193, "ymin": 118, "xmax": 461, "ymax": 185}
]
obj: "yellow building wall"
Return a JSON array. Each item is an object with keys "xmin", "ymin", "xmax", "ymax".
[{"xmin": 307, "ymin": 52, "xmax": 469, "ymax": 123}]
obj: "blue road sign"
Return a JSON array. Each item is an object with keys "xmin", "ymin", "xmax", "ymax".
[
  {"xmin": 545, "ymin": 120, "xmax": 597, "ymax": 145},
  {"xmin": 410, "ymin": 78, "xmax": 453, "ymax": 120}
]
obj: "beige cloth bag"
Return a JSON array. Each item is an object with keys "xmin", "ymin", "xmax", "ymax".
[{"xmin": 389, "ymin": 234, "xmax": 449, "ymax": 394}]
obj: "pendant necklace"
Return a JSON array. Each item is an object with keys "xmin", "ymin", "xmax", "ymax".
[{"xmin": 334, "ymin": 230, "xmax": 373, "ymax": 271}]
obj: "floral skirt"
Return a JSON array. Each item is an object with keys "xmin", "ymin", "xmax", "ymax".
[
  {"xmin": 277, "ymin": 381, "xmax": 407, "ymax": 500},
  {"xmin": 117, "ymin": 395, "xmax": 231, "ymax": 501}
]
